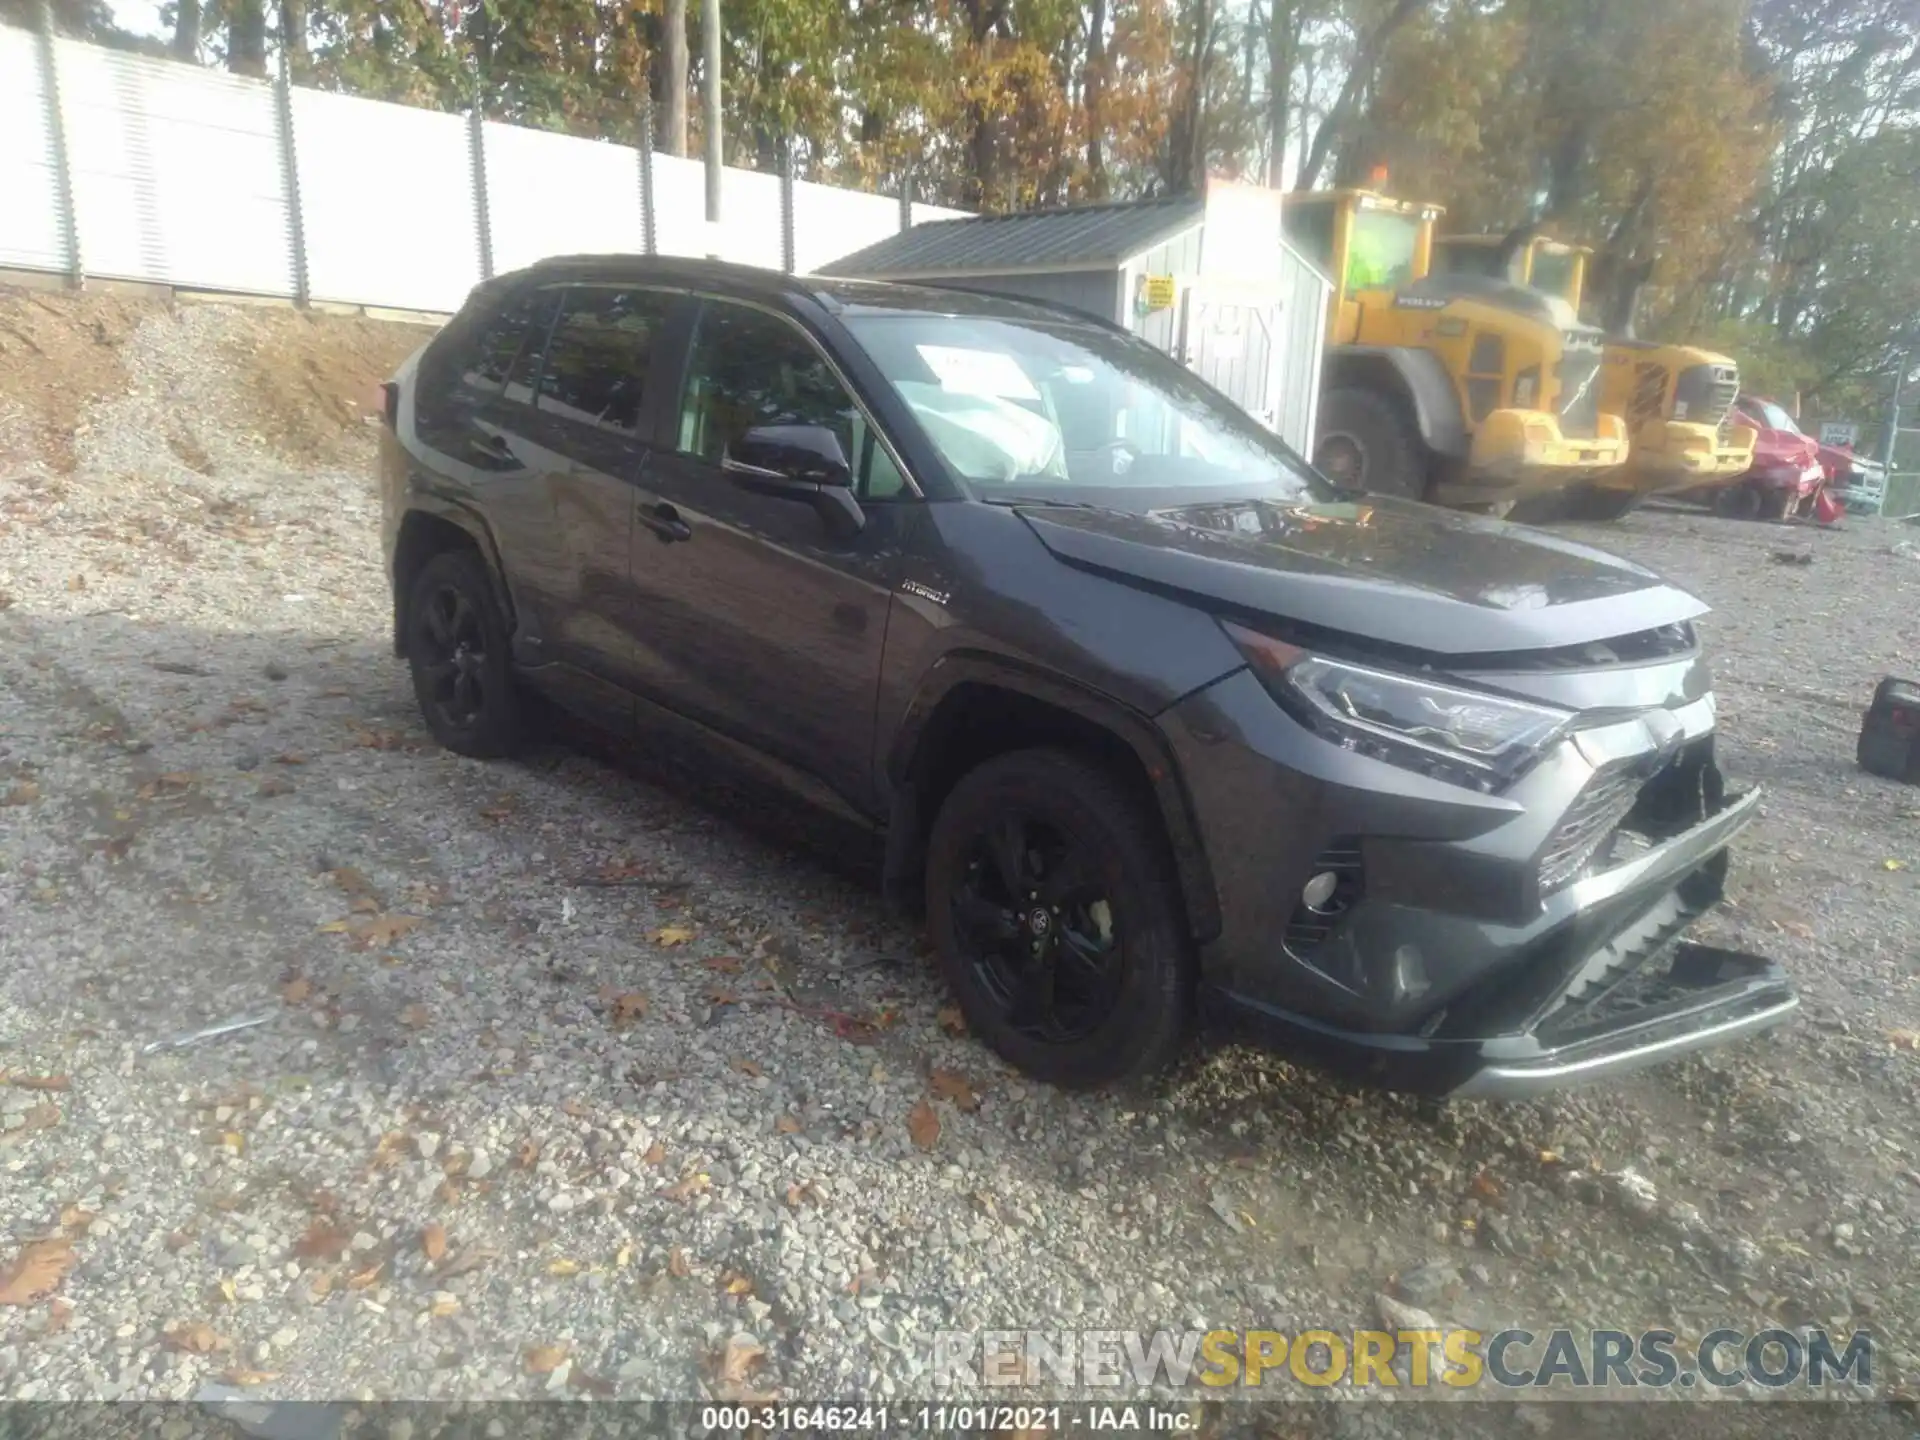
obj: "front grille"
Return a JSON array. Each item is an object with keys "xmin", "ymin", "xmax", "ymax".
[
  {"xmin": 1555, "ymin": 338, "xmax": 1604, "ymax": 436},
  {"xmin": 1284, "ymin": 842, "xmax": 1363, "ymax": 960},
  {"xmin": 1538, "ymin": 766, "xmax": 1645, "ymax": 892},
  {"xmin": 1674, "ymin": 362, "xmax": 1739, "ymax": 430}
]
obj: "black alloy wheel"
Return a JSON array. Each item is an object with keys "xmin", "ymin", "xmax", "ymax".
[
  {"xmin": 925, "ymin": 748, "xmax": 1193, "ymax": 1089},
  {"xmin": 405, "ymin": 549, "xmax": 523, "ymax": 758},
  {"xmin": 951, "ymin": 812, "xmax": 1123, "ymax": 1045}
]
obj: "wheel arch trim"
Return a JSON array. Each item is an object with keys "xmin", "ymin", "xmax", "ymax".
[
  {"xmin": 882, "ymin": 652, "xmax": 1222, "ymax": 944},
  {"xmin": 1325, "ymin": 346, "xmax": 1469, "ymax": 459}
]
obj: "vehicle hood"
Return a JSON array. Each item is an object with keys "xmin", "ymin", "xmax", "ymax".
[{"xmin": 1017, "ymin": 497, "xmax": 1708, "ymax": 657}]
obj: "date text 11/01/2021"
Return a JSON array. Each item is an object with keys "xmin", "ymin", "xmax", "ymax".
[{"xmin": 700, "ymin": 1406, "xmax": 1193, "ymax": 1433}]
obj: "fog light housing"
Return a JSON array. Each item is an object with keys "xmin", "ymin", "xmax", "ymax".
[{"xmin": 1301, "ymin": 871, "xmax": 1340, "ymax": 912}]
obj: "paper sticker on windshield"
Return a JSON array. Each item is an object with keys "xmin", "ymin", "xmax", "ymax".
[{"xmin": 916, "ymin": 345, "xmax": 1040, "ymax": 402}]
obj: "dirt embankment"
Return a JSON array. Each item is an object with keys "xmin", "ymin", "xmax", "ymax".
[{"xmin": 0, "ymin": 285, "xmax": 437, "ymax": 477}]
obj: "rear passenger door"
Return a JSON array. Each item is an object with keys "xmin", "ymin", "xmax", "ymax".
[{"xmin": 505, "ymin": 283, "xmax": 683, "ymax": 714}]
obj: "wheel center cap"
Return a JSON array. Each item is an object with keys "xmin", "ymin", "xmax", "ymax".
[{"xmin": 1026, "ymin": 908, "xmax": 1051, "ymax": 937}]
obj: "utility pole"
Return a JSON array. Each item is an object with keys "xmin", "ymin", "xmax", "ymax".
[{"xmin": 703, "ymin": 0, "xmax": 722, "ymax": 258}]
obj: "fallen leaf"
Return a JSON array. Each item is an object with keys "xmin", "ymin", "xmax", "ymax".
[
  {"xmin": 1537, "ymin": 1148, "xmax": 1562, "ymax": 1166},
  {"xmin": 162, "ymin": 1321, "xmax": 229, "ymax": 1355},
  {"xmin": 1884, "ymin": 859, "xmax": 1908, "ymax": 872},
  {"xmin": 907, "ymin": 1097, "xmax": 941, "ymax": 1151},
  {"xmin": 703, "ymin": 955, "xmax": 744, "ymax": 974},
  {"xmin": 479, "ymin": 801, "xmax": 514, "ymax": 822},
  {"xmin": 319, "ymin": 912, "xmax": 423, "ymax": 951},
  {"xmin": 713, "ymin": 1335, "xmax": 775, "ymax": 1401},
  {"xmin": 783, "ymin": 1180, "xmax": 822, "ymax": 1208},
  {"xmin": 436, "ymin": 1246, "xmax": 497, "ymax": 1280},
  {"xmin": 936, "ymin": 1004, "xmax": 968, "ymax": 1037},
  {"xmin": 568, "ymin": 1367, "xmax": 616, "ymax": 1397},
  {"xmin": 428, "ymin": 1295, "xmax": 460, "ymax": 1318},
  {"xmin": 659, "ymin": 1172, "xmax": 711, "ymax": 1202},
  {"xmin": 59, "ymin": 1205, "xmax": 94, "ymax": 1235},
  {"xmin": 294, "ymin": 1219, "xmax": 350, "ymax": 1263},
  {"xmin": 369, "ymin": 1131, "xmax": 413, "ymax": 1169},
  {"xmin": 213, "ymin": 1278, "xmax": 238, "ymax": 1306},
  {"xmin": 515, "ymin": 1137, "xmax": 542, "ymax": 1170},
  {"xmin": 525, "ymin": 1343, "xmax": 571, "ymax": 1375},
  {"xmin": 47, "ymin": 1297, "xmax": 73, "ymax": 1333},
  {"xmin": 345, "ymin": 1260, "xmax": 384, "ymax": 1291},
  {"xmin": 1889, "ymin": 1030, "xmax": 1920, "ymax": 1052},
  {"xmin": 547, "ymin": 1258, "xmax": 582, "ymax": 1277},
  {"xmin": 667, "ymin": 1247, "xmax": 691, "ymax": 1278},
  {"xmin": 400, "ymin": 1004, "xmax": 430, "ymax": 1029},
  {"xmin": 421, "ymin": 1224, "xmax": 447, "ymax": 1263},
  {"xmin": 929, "ymin": 1068, "xmax": 980, "ymax": 1112},
  {"xmin": 614, "ymin": 1245, "xmax": 632, "ymax": 1269},
  {"xmin": 704, "ymin": 987, "xmax": 742, "ymax": 1006},
  {"xmin": 281, "ymin": 975, "xmax": 313, "ymax": 1005},
  {"xmin": 650, "ymin": 925, "xmax": 695, "ymax": 947},
  {"xmin": 0, "ymin": 1237, "xmax": 74, "ymax": 1305},
  {"xmin": 721, "ymin": 1270, "xmax": 753, "ymax": 1296},
  {"xmin": 165, "ymin": 1230, "xmax": 194, "ymax": 1254},
  {"xmin": 774, "ymin": 1115, "xmax": 802, "ymax": 1136},
  {"xmin": 731, "ymin": 1058, "xmax": 764, "ymax": 1078},
  {"xmin": 218, "ymin": 1369, "xmax": 279, "ymax": 1387},
  {"xmin": 641, "ymin": 1141, "xmax": 666, "ymax": 1166},
  {"xmin": 560, "ymin": 1098, "xmax": 590, "ymax": 1119},
  {"xmin": 608, "ymin": 992, "xmax": 649, "ymax": 1027},
  {"xmin": 308, "ymin": 1271, "xmax": 335, "ymax": 1300},
  {"xmin": 1470, "ymin": 1169, "xmax": 1505, "ymax": 1201},
  {"xmin": 274, "ymin": 752, "xmax": 305, "ymax": 766},
  {"xmin": 9, "ymin": 1075, "xmax": 70, "ymax": 1092},
  {"xmin": 0, "ymin": 1101, "xmax": 59, "ymax": 1145},
  {"xmin": 2, "ymin": 781, "xmax": 41, "ymax": 807}
]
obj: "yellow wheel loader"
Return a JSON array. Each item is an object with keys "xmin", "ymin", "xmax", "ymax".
[
  {"xmin": 1434, "ymin": 231, "xmax": 1757, "ymax": 520},
  {"xmin": 1281, "ymin": 189, "xmax": 1628, "ymax": 510}
]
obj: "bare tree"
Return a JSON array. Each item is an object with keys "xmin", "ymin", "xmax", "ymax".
[
  {"xmin": 1295, "ymin": 0, "xmax": 1428, "ymax": 190},
  {"xmin": 171, "ymin": 0, "xmax": 200, "ymax": 61},
  {"xmin": 228, "ymin": 0, "xmax": 268, "ymax": 77},
  {"xmin": 1086, "ymin": 0, "xmax": 1108, "ymax": 196}
]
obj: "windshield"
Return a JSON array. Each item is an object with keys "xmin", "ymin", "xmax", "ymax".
[
  {"xmin": 1346, "ymin": 209, "xmax": 1421, "ymax": 291},
  {"xmin": 1753, "ymin": 399, "xmax": 1801, "ymax": 434},
  {"xmin": 841, "ymin": 311, "xmax": 1326, "ymax": 503}
]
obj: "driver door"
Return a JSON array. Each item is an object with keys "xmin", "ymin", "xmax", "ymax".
[{"xmin": 629, "ymin": 298, "xmax": 908, "ymax": 813}]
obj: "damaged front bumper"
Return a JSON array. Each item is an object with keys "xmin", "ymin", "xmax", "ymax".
[{"xmin": 1205, "ymin": 784, "xmax": 1796, "ymax": 1097}]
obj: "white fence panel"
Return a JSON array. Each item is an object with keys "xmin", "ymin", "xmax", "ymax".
[
  {"xmin": 717, "ymin": 166, "xmax": 784, "ymax": 269},
  {"xmin": 483, "ymin": 122, "xmax": 644, "ymax": 273},
  {"xmin": 55, "ymin": 38, "xmax": 292, "ymax": 294},
  {"xmin": 648, "ymin": 151, "xmax": 708, "ymax": 259},
  {"xmin": 0, "ymin": 26, "xmax": 69, "ymax": 274},
  {"xmin": 792, "ymin": 182, "xmax": 899, "ymax": 274},
  {"xmin": 294, "ymin": 88, "xmax": 480, "ymax": 313}
]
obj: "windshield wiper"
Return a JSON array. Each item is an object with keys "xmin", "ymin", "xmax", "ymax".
[{"xmin": 979, "ymin": 494, "xmax": 1109, "ymax": 510}]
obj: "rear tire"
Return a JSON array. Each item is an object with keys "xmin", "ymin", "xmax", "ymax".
[
  {"xmin": 1757, "ymin": 487, "xmax": 1794, "ymax": 521},
  {"xmin": 1714, "ymin": 483, "xmax": 1763, "ymax": 521},
  {"xmin": 404, "ymin": 549, "xmax": 523, "ymax": 759},
  {"xmin": 924, "ymin": 748, "xmax": 1194, "ymax": 1090},
  {"xmin": 1313, "ymin": 387, "xmax": 1428, "ymax": 501},
  {"xmin": 1559, "ymin": 485, "xmax": 1641, "ymax": 522}
]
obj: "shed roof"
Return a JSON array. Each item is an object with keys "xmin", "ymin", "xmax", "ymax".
[{"xmin": 817, "ymin": 197, "xmax": 1206, "ymax": 278}]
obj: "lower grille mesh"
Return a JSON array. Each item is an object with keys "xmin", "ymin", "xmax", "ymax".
[{"xmin": 1539, "ymin": 767, "xmax": 1645, "ymax": 892}]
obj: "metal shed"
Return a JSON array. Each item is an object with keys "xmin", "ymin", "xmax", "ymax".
[{"xmin": 819, "ymin": 184, "xmax": 1331, "ymax": 453}]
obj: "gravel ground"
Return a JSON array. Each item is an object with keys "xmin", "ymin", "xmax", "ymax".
[{"xmin": 0, "ymin": 295, "xmax": 1916, "ymax": 1433}]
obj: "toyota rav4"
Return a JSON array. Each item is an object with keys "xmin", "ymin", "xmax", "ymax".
[{"xmin": 377, "ymin": 255, "xmax": 1797, "ymax": 1097}]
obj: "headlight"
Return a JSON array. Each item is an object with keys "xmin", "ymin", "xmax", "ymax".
[{"xmin": 1223, "ymin": 621, "xmax": 1573, "ymax": 790}]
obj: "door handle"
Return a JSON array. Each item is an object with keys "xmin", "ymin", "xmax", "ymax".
[{"xmin": 638, "ymin": 501, "xmax": 692, "ymax": 543}]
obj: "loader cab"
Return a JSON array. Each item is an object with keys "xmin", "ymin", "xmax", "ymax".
[
  {"xmin": 1434, "ymin": 233, "xmax": 1590, "ymax": 316},
  {"xmin": 1282, "ymin": 190, "xmax": 1439, "ymax": 346}
]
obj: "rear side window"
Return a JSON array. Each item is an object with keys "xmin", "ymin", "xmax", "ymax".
[
  {"xmin": 535, "ymin": 286, "xmax": 675, "ymax": 435},
  {"xmin": 463, "ymin": 287, "xmax": 551, "ymax": 401}
]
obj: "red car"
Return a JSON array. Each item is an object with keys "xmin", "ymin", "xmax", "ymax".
[{"xmin": 1697, "ymin": 395, "xmax": 1826, "ymax": 520}]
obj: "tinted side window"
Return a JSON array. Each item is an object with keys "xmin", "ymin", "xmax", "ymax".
[
  {"xmin": 676, "ymin": 301, "xmax": 908, "ymax": 499},
  {"xmin": 535, "ymin": 286, "xmax": 674, "ymax": 434},
  {"xmin": 463, "ymin": 287, "xmax": 551, "ymax": 401}
]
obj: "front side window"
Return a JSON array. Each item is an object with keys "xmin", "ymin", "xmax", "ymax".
[
  {"xmin": 535, "ymin": 286, "xmax": 674, "ymax": 435},
  {"xmin": 1529, "ymin": 250, "xmax": 1577, "ymax": 304},
  {"xmin": 463, "ymin": 287, "xmax": 551, "ymax": 402},
  {"xmin": 1282, "ymin": 200, "xmax": 1336, "ymax": 274},
  {"xmin": 675, "ymin": 301, "xmax": 907, "ymax": 499},
  {"xmin": 842, "ymin": 311, "xmax": 1325, "ymax": 501}
]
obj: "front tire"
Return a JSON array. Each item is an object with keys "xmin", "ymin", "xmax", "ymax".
[
  {"xmin": 404, "ymin": 549, "xmax": 523, "ymax": 759},
  {"xmin": 1758, "ymin": 487, "xmax": 1794, "ymax": 521},
  {"xmin": 1714, "ymin": 483, "xmax": 1763, "ymax": 521},
  {"xmin": 924, "ymin": 749, "xmax": 1194, "ymax": 1090},
  {"xmin": 1313, "ymin": 387, "xmax": 1428, "ymax": 501}
]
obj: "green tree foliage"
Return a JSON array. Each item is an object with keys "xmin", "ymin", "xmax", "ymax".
[{"xmin": 46, "ymin": 0, "xmax": 1917, "ymax": 418}]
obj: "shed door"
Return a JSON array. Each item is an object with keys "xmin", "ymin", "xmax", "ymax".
[{"xmin": 1179, "ymin": 289, "xmax": 1278, "ymax": 428}]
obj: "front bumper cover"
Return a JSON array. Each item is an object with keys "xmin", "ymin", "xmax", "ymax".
[{"xmin": 1204, "ymin": 785, "xmax": 1797, "ymax": 1097}]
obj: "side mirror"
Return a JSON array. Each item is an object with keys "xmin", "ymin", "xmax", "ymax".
[{"xmin": 722, "ymin": 424, "xmax": 865, "ymax": 537}]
